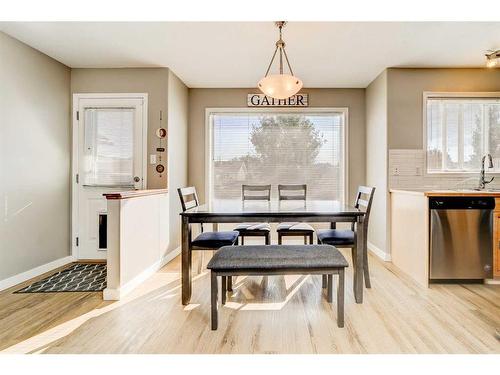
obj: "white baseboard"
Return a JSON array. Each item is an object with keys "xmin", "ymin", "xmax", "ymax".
[
  {"xmin": 103, "ymin": 246, "xmax": 180, "ymax": 301},
  {"xmin": 367, "ymin": 241, "xmax": 392, "ymax": 262},
  {"xmin": 0, "ymin": 255, "xmax": 76, "ymax": 292}
]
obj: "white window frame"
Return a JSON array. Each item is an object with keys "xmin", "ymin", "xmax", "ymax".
[
  {"xmin": 205, "ymin": 107, "xmax": 349, "ymax": 204},
  {"xmin": 423, "ymin": 91, "xmax": 500, "ymax": 176}
]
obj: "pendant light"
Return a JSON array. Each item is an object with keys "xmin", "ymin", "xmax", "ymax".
[{"xmin": 258, "ymin": 21, "xmax": 303, "ymax": 100}]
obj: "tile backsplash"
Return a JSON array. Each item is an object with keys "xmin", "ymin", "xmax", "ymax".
[{"xmin": 388, "ymin": 149, "xmax": 500, "ymax": 190}]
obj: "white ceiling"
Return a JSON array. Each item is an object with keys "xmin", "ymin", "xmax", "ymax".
[{"xmin": 1, "ymin": 22, "xmax": 499, "ymax": 88}]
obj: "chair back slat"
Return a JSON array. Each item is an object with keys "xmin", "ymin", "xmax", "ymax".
[
  {"xmin": 278, "ymin": 184, "xmax": 307, "ymax": 201},
  {"xmin": 354, "ymin": 186, "xmax": 375, "ymax": 223},
  {"xmin": 178, "ymin": 186, "xmax": 200, "ymax": 212},
  {"xmin": 242, "ymin": 185, "xmax": 271, "ymax": 201}
]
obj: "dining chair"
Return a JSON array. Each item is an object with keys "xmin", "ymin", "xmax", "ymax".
[
  {"xmin": 276, "ymin": 184, "xmax": 315, "ymax": 245},
  {"xmin": 316, "ymin": 186, "xmax": 375, "ymax": 288},
  {"xmin": 177, "ymin": 186, "xmax": 239, "ymax": 274},
  {"xmin": 233, "ymin": 185, "xmax": 272, "ymax": 245}
]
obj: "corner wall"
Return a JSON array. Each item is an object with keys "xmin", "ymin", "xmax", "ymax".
[
  {"xmin": 167, "ymin": 71, "xmax": 189, "ymax": 254},
  {"xmin": 0, "ymin": 32, "xmax": 71, "ymax": 280},
  {"xmin": 365, "ymin": 71, "xmax": 389, "ymax": 256}
]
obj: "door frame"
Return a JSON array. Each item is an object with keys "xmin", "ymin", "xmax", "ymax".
[{"xmin": 71, "ymin": 93, "xmax": 148, "ymax": 259}]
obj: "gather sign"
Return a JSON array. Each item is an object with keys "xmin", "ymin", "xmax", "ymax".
[{"xmin": 247, "ymin": 93, "xmax": 309, "ymax": 107}]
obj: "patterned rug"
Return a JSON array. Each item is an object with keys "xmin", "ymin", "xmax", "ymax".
[{"xmin": 16, "ymin": 263, "xmax": 107, "ymax": 293}]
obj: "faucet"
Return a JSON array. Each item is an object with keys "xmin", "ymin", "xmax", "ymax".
[{"xmin": 477, "ymin": 154, "xmax": 495, "ymax": 190}]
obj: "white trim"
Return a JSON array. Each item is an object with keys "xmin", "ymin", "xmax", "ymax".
[
  {"xmin": 422, "ymin": 91, "xmax": 500, "ymax": 177},
  {"xmin": 71, "ymin": 93, "xmax": 148, "ymax": 260},
  {"xmin": 0, "ymin": 256, "xmax": 76, "ymax": 292},
  {"xmin": 204, "ymin": 107, "xmax": 349, "ymax": 204},
  {"xmin": 368, "ymin": 241, "xmax": 392, "ymax": 262},
  {"xmin": 103, "ymin": 246, "xmax": 180, "ymax": 301}
]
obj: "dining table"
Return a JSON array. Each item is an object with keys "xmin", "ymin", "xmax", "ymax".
[{"xmin": 180, "ymin": 199, "xmax": 367, "ymax": 305}]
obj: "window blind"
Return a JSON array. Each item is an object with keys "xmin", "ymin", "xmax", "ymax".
[
  {"xmin": 83, "ymin": 108, "xmax": 135, "ymax": 186},
  {"xmin": 211, "ymin": 112, "xmax": 346, "ymax": 202},
  {"xmin": 426, "ymin": 98, "xmax": 500, "ymax": 172}
]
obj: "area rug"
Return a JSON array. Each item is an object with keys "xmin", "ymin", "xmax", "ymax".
[{"xmin": 15, "ymin": 263, "xmax": 107, "ymax": 293}]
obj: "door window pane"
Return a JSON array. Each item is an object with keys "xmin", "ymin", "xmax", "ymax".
[
  {"xmin": 83, "ymin": 108, "xmax": 134, "ymax": 186},
  {"xmin": 211, "ymin": 112, "xmax": 345, "ymax": 202}
]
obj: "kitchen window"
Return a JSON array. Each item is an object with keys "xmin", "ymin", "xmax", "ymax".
[
  {"xmin": 425, "ymin": 94, "xmax": 500, "ymax": 173},
  {"xmin": 207, "ymin": 109, "xmax": 347, "ymax": 203}
]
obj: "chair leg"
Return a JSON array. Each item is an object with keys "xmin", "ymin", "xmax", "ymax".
[
  {"xmin": 221, "ymin": 276, "xmax": 226, "ymax": 305},
  {"xmin": 337, "ymin": 269, "xmax": 345, "ymax": 328},
  {"xmin": 265, "ymin": 232, "xmax": 270, "ymax": 245},
  {"xmin": 363, "ymin": 246, "xmax": 371, "ymax": 288},
  {"xmin": 227, "ymin": 276, "xmax": 233, "ymax": 292},
  {"xmin": 327, "ymin": 274, "xmax": 333, "ymax": 303},
  {"xmin": 310, "ymin": 233, "xmax": 314, "ymax": 244},
  {"xmin": 211, "ymin": 272, "xmax": 218, "ymax": 330},
  {"xmin": 278, "ymin": 233, "xmax": 282, "ymax": 245},
  {"xmin": 198, "ymin": 251, "xmax": 204, "ymax": 275},
  {"xmin": 322, "ymin": 274, "xmax": 327, "ymax": 288}
]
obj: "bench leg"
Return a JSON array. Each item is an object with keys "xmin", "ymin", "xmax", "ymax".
[
  {"xmin": 337, "ymin": 269, "xmax": 345, "ymax": 328},
  {"xmin": 327, "ymin": 274, "xmax": 333, "ymax": 303},
  {"xmin": 227, "ymin": 276, "xmax": 233, "ymax": 292},
  {"xmin": 278, "ymin": 234, "xmax": 282, "ymax": 245},
  {"xmin": 221, "ymin": 276, "xmax": 227, "ymax": 305},
  {"xmin": 322, "ymin": 274, "xmax": 327, "ymax": 288},
  {"xmin": 211, "ymin": 272, "xmax": 218, "ymax": 330}
]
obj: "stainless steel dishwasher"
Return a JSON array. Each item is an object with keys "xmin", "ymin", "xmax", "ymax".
[{"xmin": 429, "ymin": 196, "xmax": 494, "ymax": 281}]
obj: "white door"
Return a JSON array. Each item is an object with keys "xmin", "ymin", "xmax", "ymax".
[{"xmin": 72, "ymin": 94, "xmax": 147, "ymax": 260}]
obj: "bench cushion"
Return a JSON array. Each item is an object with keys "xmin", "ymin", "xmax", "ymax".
[
  {"xmin": 317, "ymin": 229, "xmax": 354, "ymax": 246},
  {"xmin": 207, "ymin": 245, "xmax": 348, "ymax": 270},
  {"xmin": 192, "ymin": 231, "xmax": 239, "ymax": 249}
]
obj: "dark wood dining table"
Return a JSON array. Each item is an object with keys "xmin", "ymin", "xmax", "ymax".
[{"xmin": 180, "ymin": 199, "xmax": 367, "ymax": 305}]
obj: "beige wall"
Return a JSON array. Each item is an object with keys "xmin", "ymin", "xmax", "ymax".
[
  {"xmin": 71, "ymin": 68, "xmax": 170, "ymax": 189},
  {"xmin": 387, "ymin": 68, "xmax": 500, "ymax": 149},
  {"xmin": 188, "ymin": 88, "xmax": 366, "ymax": 203},
  {"xmin": 0, "ymin": 32, "xmax": 71, "ymax": 280},
  {"xmin": 365, "ymin": 71, "xmax": 389, "ymax": 255},
  {"xmin": 167, "ymin": 71, "xmax": 189, "ymax": 254}
]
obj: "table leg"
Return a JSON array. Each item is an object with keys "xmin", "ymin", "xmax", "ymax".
[
  {"xmin": 354, "ymin": 216, "xmax": 365, "ymax": 303},
  {"xmin": 181, "ymin": 216, "xmax": 192, "ymax": 305}
]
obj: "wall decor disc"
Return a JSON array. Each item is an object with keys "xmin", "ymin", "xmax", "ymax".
[
  {"xmin": 156, "ymin": 164, "xmax": 165, "ymax": 173},
  {"xmin": 156, "ymin": 128, "xmax": 167, "ymax": 138}
]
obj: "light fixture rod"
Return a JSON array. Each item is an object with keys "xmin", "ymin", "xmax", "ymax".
[
  {"xmin": 264, "ymin": 45, "xmax": 279, "ymax": 77},
  {"xmin": 282, "ymin": 47, "xmax": 295, "ymax": 77}
]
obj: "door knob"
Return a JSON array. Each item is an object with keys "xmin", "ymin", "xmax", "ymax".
[{"xmin": 134, "ymin": 176, "xmax": 141, "ymax": 183}]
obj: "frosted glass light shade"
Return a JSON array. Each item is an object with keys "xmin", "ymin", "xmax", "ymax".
[
  {"xmin": 486, "ymin": 57, "xmax": 499, "ymax": 68},
  {"xmin": 258, "ymin": 74, "xmax": 303, "ymax": 99}
]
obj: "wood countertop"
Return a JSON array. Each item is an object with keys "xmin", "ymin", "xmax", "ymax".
[
  {"xmin": 104, "ymin": 188, "xmax": 168, "ymax": 200},
  {"xmin": 390, "ymin": 189, "xmax": 500, "ymax": 197}
]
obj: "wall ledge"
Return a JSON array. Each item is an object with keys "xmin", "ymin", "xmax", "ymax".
[{"xmin": 104, "ymin": 189, "xmax": 168, "ymax": 200}]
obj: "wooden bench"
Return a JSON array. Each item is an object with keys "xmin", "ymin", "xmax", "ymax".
[{"xmin": 207, "ymin": 244, "xmax": 348, "ymax": 330}]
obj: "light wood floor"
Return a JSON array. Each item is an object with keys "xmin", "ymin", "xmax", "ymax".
[{"xmin": 0, "ymin": 250, "xmax": 499, "ymax": 354}]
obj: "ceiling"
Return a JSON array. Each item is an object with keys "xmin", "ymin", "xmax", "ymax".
[{"xmin": 1, "ymin": 22, "xmax": 499, "ymax": 88}]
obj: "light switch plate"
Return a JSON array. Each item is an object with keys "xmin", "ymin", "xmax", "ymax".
[{"xmin": 150, "ymin": 154, "xmax": 157, "ymax": 165}]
